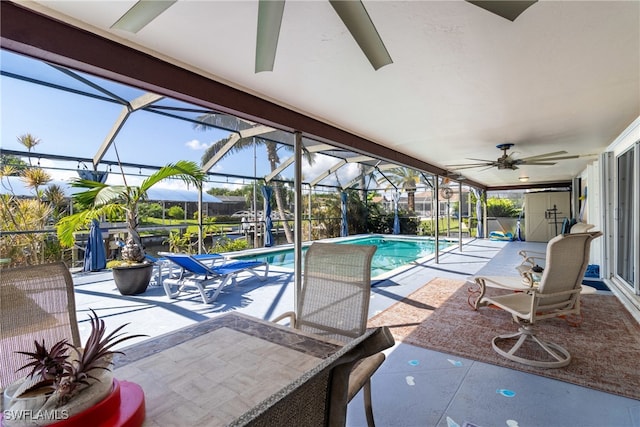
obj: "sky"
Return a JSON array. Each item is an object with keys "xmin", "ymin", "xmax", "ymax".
[{"xmin": 0, "ymin": 49, "xmax": 365, "ymax": 194}]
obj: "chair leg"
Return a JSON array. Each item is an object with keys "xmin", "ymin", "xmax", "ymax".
[
  {"xmin": 492, "ymin": 325, "xmax": 572, "ymax": 368},
  {"xmin": 363, "ymin": 379, "xmax": 375, "ymax": 427}
]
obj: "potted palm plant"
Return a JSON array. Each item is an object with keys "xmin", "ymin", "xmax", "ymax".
[{"xmin": 57, "ymin": 160, "xmax": 206, "ymax": 295}]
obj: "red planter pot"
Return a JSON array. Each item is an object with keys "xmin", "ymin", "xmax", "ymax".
[{"xmin": 3, "ymin": 379, "xmax": 146, "ymax": 427}]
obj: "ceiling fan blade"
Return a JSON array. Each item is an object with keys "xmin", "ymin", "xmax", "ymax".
[
  {"xmin": 465, "ymin": 157, "xmax": 496, "ymax": 163},
  {"xmin": 111, "ymin": 0, "xmax": 176, "ymax": 33},
  {"xmin": 256, "ymin": 0, "xmax": 285, "ymax": 73},
  {"xmin": 447, "ymin": 164, "xmax": 493, "ymax": 170},
  {"xmin": 521, "ymin": 162, "xmax": 558, "ymax": 166},
  {"xmin": 329, "ymin": 0, "xmax": 392, "ymax": 70},
  {"xmin": 518, "ymin": 151, "xmax": 567, "ymax": 161},
  {"xmin": 466, "ymin": 1, "xmax": 537, "ymax": 22},
  {"xmin": 526, "ymin": 155, "xmax": 580, "ymax": 161}
]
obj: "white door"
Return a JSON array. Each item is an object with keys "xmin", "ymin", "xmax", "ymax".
[{"xmin": 525, "ymin": 192, "xmax": 571, "ymax": 242}]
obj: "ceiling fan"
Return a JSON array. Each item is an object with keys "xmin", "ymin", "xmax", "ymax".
[
  {"xmin": 110, "ymin": 0, "xmax": 392, "ymax": 73},
  {"xmin": 466, "ymin": 0, "xmax": 537, "ymax": 22},
  {"xmin": 447, "ymin": 143, "xmax": 580, "ymax": 171}
]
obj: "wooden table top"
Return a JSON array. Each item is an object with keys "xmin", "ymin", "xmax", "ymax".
[{"xmin": 114, "ymin": 312, "xmax": 344, "ymax": 426}]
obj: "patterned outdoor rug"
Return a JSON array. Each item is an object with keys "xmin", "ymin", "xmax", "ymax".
[{"xmin": 368, "ymin": 278, "xmax": 640, "ymax": 400}]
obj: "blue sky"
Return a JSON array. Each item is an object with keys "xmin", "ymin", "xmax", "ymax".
[{"xmin": 1, "ymin": 49, "xmax": 365, "ymax": 194}]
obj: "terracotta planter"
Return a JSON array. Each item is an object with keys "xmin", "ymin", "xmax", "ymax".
[{"xmin": 112, "ymin": 263, "xmax": 153, "ymax": 295}]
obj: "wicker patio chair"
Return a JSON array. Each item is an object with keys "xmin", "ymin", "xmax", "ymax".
[
  {"xmin": 474, "ymin": 232, "xmax": 602, "ymax": 368},
  {"xmin": 273, "ymin": 242, "xmax": 390, "ymax": 427},
  {"xmin": 236, "ymin": 326, "xmax": 395, "ymax": 427},
  {"xmin": 0, "ymin": 262, "xmax": 80, "ymax": 391}
]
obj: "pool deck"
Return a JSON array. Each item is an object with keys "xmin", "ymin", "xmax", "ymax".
[{"xmin": 70, "ymin": 237, "xmax": 640, "ymax": 427}]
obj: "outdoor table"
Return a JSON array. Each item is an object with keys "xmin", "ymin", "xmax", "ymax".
[{"xmin": 113, "ymin": 312, "xmax": 345, "ymax": 426}]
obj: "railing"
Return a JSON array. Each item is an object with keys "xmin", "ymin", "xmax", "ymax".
[{"xmin": 1, "ymin": 215, "xmax": 470, "ymax": 268}]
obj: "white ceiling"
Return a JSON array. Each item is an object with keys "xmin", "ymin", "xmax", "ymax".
[{"xmin": 20, "ymin": 0, "xmax": 640, "ymax": 187}]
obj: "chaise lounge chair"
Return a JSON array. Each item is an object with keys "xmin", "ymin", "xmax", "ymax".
[
  {"xmin": 146, "ymin": 253, "xmax": 226, "ymax": 286},
  {"xmin": 159, "ymin": 253, "xmax": 269, "ymax": 304}
]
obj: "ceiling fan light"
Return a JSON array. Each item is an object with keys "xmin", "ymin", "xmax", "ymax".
[
  {"xmin": 519, "ymin": 176, "xmax": 529, "ymax": 182},
  {"xmin": 111, "ymin": 0, "xmax": 176, "ymax": 33}
]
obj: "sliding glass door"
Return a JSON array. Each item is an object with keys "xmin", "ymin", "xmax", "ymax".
[{"xmin": 615, "ymin": 145, "xmax": 637, "ymax": 292}]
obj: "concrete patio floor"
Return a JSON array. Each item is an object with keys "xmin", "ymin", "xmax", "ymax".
[{"xmin": 71, "ymin": 238, "xmax": 639, "ymax": 427}]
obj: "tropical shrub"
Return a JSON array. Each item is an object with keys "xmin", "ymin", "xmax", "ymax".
[
  {"xmin": 138, "ymin": 202, "xmax": 163, "ymax": 220},
  {"xmin": 486, "ymin": 197, "xmax": 520, "ymax": 217},
  {"xmin": 167, "ymin": 205, "xmax": 185, "ymax": 220}
]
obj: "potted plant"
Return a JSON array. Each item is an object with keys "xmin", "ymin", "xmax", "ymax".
[
  {"xmin": 57, "ymin": 160, "xmax": 206, "ymax": 295},
  {"xmin": 2, "ymin": 310, "xmax": 146, "ymax": 427}
]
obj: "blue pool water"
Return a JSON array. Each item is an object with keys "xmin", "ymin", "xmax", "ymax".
[{"xmin": 234, "ymin": 236, "xmax": 454, "ymax": 278}]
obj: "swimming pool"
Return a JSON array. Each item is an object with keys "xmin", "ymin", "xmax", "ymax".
[{"xmin": 233, "ymin": 235, "xmax": 455, "ymax": 278}]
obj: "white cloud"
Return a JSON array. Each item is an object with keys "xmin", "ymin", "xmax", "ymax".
[{"xmin": 185, "ymin": 139, "xmax": 210, "ymax": 150}]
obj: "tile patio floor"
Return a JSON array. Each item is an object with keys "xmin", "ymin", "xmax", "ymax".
[{"xmin": 71, "ymin": 238, "xmax": 640, "ymax": 427}]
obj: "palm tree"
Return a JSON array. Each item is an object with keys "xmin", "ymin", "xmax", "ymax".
[
  {"xmin": 195, "ymin": 118, "xmax": 314, "ymax": 244},
  {"xmin": 380, "ymin": 167, "xmax": 421, "ymax": 212},
  {"xmin": 57, "ymin": 160, "xmax": 206, "ymax": 263}
]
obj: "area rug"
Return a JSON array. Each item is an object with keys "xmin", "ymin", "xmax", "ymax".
[{"xmin": 368, "ymin": 278, "xmax": 640, "ymax": 400}]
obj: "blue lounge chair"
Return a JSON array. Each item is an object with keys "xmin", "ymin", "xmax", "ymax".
[
  {"xmin": 146, "ymin": 253, "xmax": 225, "ymax": 286},
  {"xmin": 160, "ymin": 253, "xmax": 269, "ymax": 304}
]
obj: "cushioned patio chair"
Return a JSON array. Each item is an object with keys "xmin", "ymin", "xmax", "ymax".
[
  {"xmin": 160, "ymin": 252, "xmax": 269, "ymax": 304},
  {"xmin": 237, "ymin": 326, "xmax": 395, "ymax": 427},
  {"xmin": 473, "ymin": 231, "xmax": 602, "ymax": 368},
  {"xmin": 0, "ymin": 262, "xmax": 81, "ymax": 391},
  {"xmin": 272, "ymin": 242, "xmax": 391, "ymax": 427}
]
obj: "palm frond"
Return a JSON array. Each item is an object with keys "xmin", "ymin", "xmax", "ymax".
[
  {"xmin": 56, "ymin": 205, "xmax": 125, "ymax": 247},
  {"xmin": 139, "ymin": 160, "xmax": 206, "ymax": 193}
]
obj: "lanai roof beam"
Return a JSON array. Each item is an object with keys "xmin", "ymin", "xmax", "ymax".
[{"xmin": 93, "ymin": 92, "xmax": 164, "ymax": 168}]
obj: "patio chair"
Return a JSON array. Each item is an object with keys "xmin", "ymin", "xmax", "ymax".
[
  {"xmin": 159, "ymin": 253, "xmax": 269, "ymax": 304},
  {"xmin": 272, "ymin": 242, "xmax": 391, "ymax": 427},
  {"xmin": 473, "ymin": 231, "xmax": 602, "ymax": 368},
  {"xmin": 516, "ymin": 223, "xmax": 596, "ymax": 280},
  {"xmin": 238, "ymin": 326, "xmax": 395, "ymax": 427},
  {"xmin": 0, "ymin": 262, "xmax": 81, "ymax": 391}
]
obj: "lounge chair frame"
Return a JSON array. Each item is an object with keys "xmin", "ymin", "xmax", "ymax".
[{"xmin": 160, "ymin": 253, "xmax": 269, "ymax": 304}]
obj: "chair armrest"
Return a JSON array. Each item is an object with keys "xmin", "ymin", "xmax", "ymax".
[
  {"xmin": 518, "ymin": 250, "xmax": 546, "ymax": 259},
  {"xmin": 472, "ymin": 275, "xmax": 535, "ymax": 310},
  {"xmin": 271, "ymin": 311, "xmax": 296, "ymax": 326},
  {"xmin": 347, "ymin": 353, "xmax": 386, "ymax": 402},
  {"xmin": 475, "ymin": 275, "xmax": 532, "ymax": 290}
]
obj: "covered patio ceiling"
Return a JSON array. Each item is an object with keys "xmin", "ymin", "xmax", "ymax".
[{"xmin": 1, "ymin": 1, "xmax": 638, "ymax": 190}]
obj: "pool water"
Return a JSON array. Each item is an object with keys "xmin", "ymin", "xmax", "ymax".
[{"xmin": 233, "ymin": 236, "xmax": 454, "ymax": 278}]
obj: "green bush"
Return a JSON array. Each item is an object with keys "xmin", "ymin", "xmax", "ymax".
[
  {"xmin": 167, "ymin": 205, "xmax": 185, "ymax": 220},
  {"xmin": 486, "ymin": 197, "xmax": 520, "ymax": 217},
  {"xmin": 139, "ymin": 202, "xmax": 163, "ymax": 219},
  {"xmin": 211, "ymin": 236, "xmax": 250, "ymax": 253}
]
